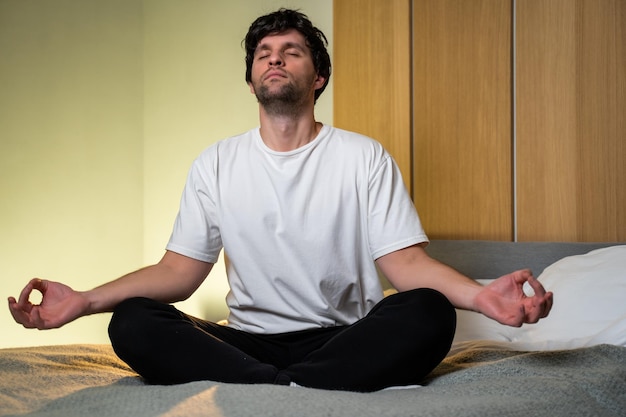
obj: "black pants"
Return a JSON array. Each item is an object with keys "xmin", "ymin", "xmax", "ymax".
[{"xmin": 108, "ymin": 288, "xmax": 456, "ymax": 392}]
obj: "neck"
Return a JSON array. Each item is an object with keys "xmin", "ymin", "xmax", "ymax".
[{"xmin": 258, "ymin": 105, "xmax": 321, "ymax": 152}]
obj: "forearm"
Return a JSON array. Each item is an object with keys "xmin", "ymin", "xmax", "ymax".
[
  {"xmin": 84, "ymin": 251, "xmax": 213, "ymax": 315},
  {"xmin": 408, "ymin": 260, "xmax": 481, "ymax": 311},
  {"xmin": 85, "ymin": 266, "xmax": 178, "ymax": 314},
  {"xmin": 377, "ymin": 245, "xmax": 482, "ymax": 311},
  {"xmin": 377, "ymin": 245, "xmax": 553, "ymax": 327},
  {"xmin": 9, "ymin": 251, "xmax": 212, "ymax": 330}
]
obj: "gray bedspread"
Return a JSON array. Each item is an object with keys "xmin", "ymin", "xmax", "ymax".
[{"xmin": 1, "ymin": 342, "xmax": 624, "ymax": 417}]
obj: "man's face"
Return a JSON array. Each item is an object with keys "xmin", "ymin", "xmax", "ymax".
[{"xmin": 248, "ymin": 29, "xmax": 325, "ymax": 114}]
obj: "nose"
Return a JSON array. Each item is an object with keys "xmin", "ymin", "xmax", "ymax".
[{"xmin": 268, "ymin": 52, "xmax": 284, "ymax": 66}]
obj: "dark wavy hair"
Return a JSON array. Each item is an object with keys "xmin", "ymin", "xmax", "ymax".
[{"xmin": 244, "ymin": 8, "xmax": 331, "ymax": 102}]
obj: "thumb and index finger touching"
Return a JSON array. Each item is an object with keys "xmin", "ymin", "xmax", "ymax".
[
  {"xmin": 511, "ymin": 269, "xmax": 552, "ymax": 299},
  {"xmin": 9, "ymin": 278, "xmax": 46, "ymax": 307},
  {"xmin": 515, "ymin": 271, "xmax": 554, "ymax": 322},
  {"xmin": 8, "ymin": 278, "xmax": 49, "ymax": 328}
]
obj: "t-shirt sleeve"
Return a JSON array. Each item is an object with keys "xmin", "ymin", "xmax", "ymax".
[
  {"xmin": 165, "ymin": 155, "xmax": 222, "ymax": 263},
  {"xmin": 367, "ymin": 154, "xmax": 428, "ymax": 260}
]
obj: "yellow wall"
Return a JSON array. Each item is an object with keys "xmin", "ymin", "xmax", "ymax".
[{"xmin": 0, "ymin": 0, "xmax": 333, "ymax": 348}]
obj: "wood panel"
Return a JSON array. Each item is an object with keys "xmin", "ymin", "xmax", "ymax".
[
  {"xmin": 412, "ymin": 0, "xmax": 513, "ymax": 240},
  {"xmin": 333, "ymin": 0, "xmax": 412, "ymax": 191},
  {"xmin": 516, "ymin": 0, "xmax": 626, "ymax": 241}
]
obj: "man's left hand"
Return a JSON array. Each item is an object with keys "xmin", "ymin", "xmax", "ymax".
[{"xmin": 474, "ymin": 270, "xmax": 554, "ymax": 327}]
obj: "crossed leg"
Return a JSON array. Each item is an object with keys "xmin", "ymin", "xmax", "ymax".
[{"xmin": 108, "ymin": 288, "xmax": 456, "ymax": 392}]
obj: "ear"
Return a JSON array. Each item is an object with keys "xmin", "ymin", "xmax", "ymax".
[
  {"xmin": 248, "ymin": 82, "xmax": 256, "ymax": 95},
  {"xmin": 313, "ymin": 74, "xmax": 326, "ymax": 90}
]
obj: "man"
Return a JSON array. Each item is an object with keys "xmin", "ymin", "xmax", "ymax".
[{"xmin": 8, "ymin": 9, "xmax": 553, "ymax": 392}]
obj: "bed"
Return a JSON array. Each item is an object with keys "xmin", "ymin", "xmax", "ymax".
[{"xmin": 2, "ymin": 240, "xmax": 625, "ymax": 417}]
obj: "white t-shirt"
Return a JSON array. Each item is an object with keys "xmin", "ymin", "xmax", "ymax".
[{"xmin": 166, "ymin": 125, "xmax": 428, "ymax": 334}]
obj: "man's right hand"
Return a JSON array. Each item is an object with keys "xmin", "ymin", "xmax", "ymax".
[{"xmin": 8, "ymin": 278, "xmax": 90, "ymax": 330}]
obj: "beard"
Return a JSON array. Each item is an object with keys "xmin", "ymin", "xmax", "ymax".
[{"xmin": 253, "ymin": 79, "xmax": 311, "ymax": 117}]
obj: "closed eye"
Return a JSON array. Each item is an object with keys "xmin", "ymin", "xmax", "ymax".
[
  {"xmin": 254, "ymin": 46, "xmax": 272, "ymax": 60},
  {"xmin": 285, "ymin": 48, "xmax": 302, "ymax": 57}
]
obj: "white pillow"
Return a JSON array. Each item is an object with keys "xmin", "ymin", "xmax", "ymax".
[{"xmin": 453, "ymin": 245, "xmax": 626, "ymax": 351}]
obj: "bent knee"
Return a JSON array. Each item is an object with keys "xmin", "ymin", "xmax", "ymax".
[
  {"xmin": 418, "ymin": 287, "xmax": 456, "ymax": 329},
  {"xmin": 109, "ymin": 297, "xmax": 151, "ymax": 330},
  {"xmin": 392, "ymin": 287, "xmax": 454, "ymax": 314},
  {"xmin": 108, "ymin": 297, "xmax": 170, "ymax": 348},
  {"xmin": 395, "ymin": 288, "xmax": 457, "ymax": 342}
]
